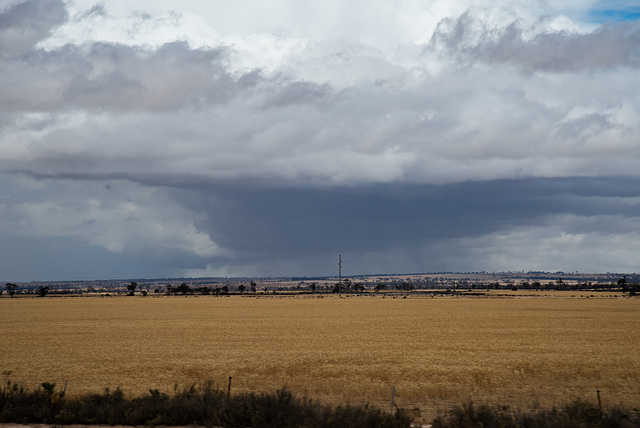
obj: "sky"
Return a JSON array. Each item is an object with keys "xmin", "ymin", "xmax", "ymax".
[{"xmin": 1, "ymin": 0, "xmax": 640, "ymax": 282}]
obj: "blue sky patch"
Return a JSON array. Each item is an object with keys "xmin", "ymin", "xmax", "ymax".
[{"xmin": 587, "ymin": 1, "xmax": 640, "ymax": 23}]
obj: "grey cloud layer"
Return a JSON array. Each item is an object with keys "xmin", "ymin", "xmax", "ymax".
[
  {"xmin": 2, "ymin": 0, "xmax": 639, "ymax": 185},
  {"xmin": 0, "ymin": 0, "xmax": 66, "ymax": 56},
  {"xmin": 1, "ymin": 41, "xmax": 239, "ymax": 112},
  {"xmin": 431, "ymin": 11, "xmax": 640, "ymax": 71}
]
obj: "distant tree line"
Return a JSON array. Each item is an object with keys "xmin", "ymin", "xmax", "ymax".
[
  {"xmin": 165, "ymin": 283, "xmax": 230, "ymax": 295},
  {"xmin": 4, "ymin": 275, "xmax": 640, "ymax": 297}
]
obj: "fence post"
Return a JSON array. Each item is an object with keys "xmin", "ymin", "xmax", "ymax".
[
  {"xmin": 390, "ymin": 386, "xmax": 395, "ymax": 414},
  {"xmin": 228, "ymin": 376, "xmax": 232, "ymax": 399}
]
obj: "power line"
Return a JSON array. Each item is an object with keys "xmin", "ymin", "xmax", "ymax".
[{"xmin": 338, "ymin": 254, "xmax": 342, "ymax": 298}]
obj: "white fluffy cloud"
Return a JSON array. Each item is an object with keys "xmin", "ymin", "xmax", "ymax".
[
  {"xmin": 450, "ymin": 214, "xmax": 640, "ymax": 273},
  {"xmin": 0, "ymin": 175, "xmax": 226, "ymax": 258}
]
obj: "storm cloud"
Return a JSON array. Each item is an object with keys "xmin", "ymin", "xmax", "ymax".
[{"xmin": 1, "ymin": 0, "xmax": 640, "ymax": 281}]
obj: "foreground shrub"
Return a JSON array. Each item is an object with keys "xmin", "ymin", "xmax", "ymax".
[
  {"xmin": 432, "ymin": 400, "xmax": 640, "ymax": 428},
  {"xmin": 0, "ymin": 380, "xmax": 412, "ymax": 427},
  {"xmin": 6, "ymin": 380, "xmax": 638, "ymax": 427}
]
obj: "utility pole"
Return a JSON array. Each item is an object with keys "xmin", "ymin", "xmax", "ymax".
[{"xmin": 338, "ymin": 254, "xmax": 342, "ymax": 298}]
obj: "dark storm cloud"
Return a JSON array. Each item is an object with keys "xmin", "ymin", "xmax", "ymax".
[
  {"xmin": 174, "ymin": 176, "xmax": 640, "ymax": 265},
  {"xmin": 0, "ymin": 0, "xmax": 67, "ymax": 57},
  {"xmin": 430, "ymin": 12, "xmax": 640, "ymax": 72}
]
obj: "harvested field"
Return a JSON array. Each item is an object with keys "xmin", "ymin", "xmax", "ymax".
[{"xmin": 1, "ymin": 293, "xmax": 638, "ymax": 421}]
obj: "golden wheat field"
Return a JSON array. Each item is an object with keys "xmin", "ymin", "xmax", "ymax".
[{"xmin": 1, "ymin": 294, "xmax": 639, "ymax": 420}]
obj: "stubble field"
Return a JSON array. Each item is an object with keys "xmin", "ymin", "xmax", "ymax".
[{"xmin": 1, "ymin": 293, "xmax": 638, "ymax": 421}]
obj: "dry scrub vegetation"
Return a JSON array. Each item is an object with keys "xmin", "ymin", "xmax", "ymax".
[{"xmin": 1, "ymin": 294, "xmax": 638, "ymax": 421}]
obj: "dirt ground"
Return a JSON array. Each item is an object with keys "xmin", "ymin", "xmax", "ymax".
[
  {"xmin": 0, "ymin": 425, "xmax": 214, "ymax": 428},
  {"xmin": 0, "ymin": 425, "xmax": 432, "ymax": 428}
]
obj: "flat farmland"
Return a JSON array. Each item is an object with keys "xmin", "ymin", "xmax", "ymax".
[{"xmin": 1, "ymin": 294, "xmax": 639, "ymax": 420}]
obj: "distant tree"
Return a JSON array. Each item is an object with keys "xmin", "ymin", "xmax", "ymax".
[
  {"xmin": 5, "ymin": 283, "xmax": 18, "ymax": 298},
  {"xmin": 196, "ymin": 286, "xmax": 210, "ymax": 295},
  {"xmin": 177, "ymin": 283, "xmax": 190, "ymax": 294},
  {"xmin": 37, "ymin": 286, "xmax": 50, "ymax": 297},
  {"xmin": 238, "ymin": 284, "xmax": 246, "ymax": 293},
  {"xmin": 618, "ymin": 278, "xmax": 637, "ymax": 295},
  {"xmin": 374, "ymin": 283, "xmax": 386, "ymax": 292},
  {"xmin": 618, "ymin": 278, "xmax": 628, "ymax": 291},
  {"xmin": 399, "ymin": 281, "xmax": 414, "ymax": 291},
  {"xmin": 220, "ymin": 285, "xmax": 229, "ymax": 294},
  {"xmin": 141, "ymin": 290, "xmax": 148, "ymax": 297},
  {"xmin": 127, "ymin": 282, "xmax": 137, "ymax": 296},
  {"xmin": 309, "ymin": 283, "xmax": 317, "ymax": 293},
  {"xmin": 250, "ymin": 281, "xmax": 257, "ymax": 294}
]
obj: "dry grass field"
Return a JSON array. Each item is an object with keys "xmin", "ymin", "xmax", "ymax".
[{"xmin": 1, "ymin": 293, "xmax": 638, "ymax": 421}]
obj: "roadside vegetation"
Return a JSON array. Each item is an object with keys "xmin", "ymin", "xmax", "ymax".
[
  {"xmin": 1, "ymin": 380, "xmax": 639, "ymax": 427},
  {"xmin": 0, "ymin": 380, "xmax": 411, "ymax": 427},
  {"xmin": 432, "ymin": 400, "xmax": 640, "ymax": 427}
]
